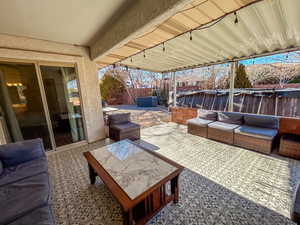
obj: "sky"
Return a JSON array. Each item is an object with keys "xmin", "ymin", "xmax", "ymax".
[{"xmin": 240, "ymin": 51, "xmax": 300, "ymax": 65}]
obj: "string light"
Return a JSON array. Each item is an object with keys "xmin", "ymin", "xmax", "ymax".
[
  {"xmin": 125, "ymin": 65, "xmax": 128, "ymax": 71},
  {"xmin": 113, "ymin": 64, "xmax": 116, "ymax": 69},
  {"xmin": 117, "ymin": 10, "xmax": 244, "ymax": 65},
  {"xmin": 234, "ymin": 12, "xmax": 239, "ymax": 24}
]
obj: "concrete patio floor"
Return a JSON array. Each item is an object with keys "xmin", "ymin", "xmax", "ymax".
[
  {"xmin": 106, "ymin": 105, "xmax": 171, "ymax": 128},
  {"xmin": 48, "ymin": 122, "xmax": 300, "ymax": 225}
]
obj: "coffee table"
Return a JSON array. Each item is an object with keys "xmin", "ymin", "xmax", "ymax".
[{"xmin": 83, "ymin": 139, "xmax": 184, "ymax": 225}]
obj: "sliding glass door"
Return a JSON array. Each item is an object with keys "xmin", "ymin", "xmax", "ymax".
[
  {"xmin": 40, "ymin": 65, "xmax": 85, "ymax": 147},
  {"xmin": 0, "ymin": 61, "xmax": 86, "ymax": 150},
  {"xmin": 0, "ymin": 62, "xmax": 52, "ymax": 149}
]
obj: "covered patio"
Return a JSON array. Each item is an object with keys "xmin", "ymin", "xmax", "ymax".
[{"xmin": 1, "ymin": 0, "xmax": 300, "ymax": 225}]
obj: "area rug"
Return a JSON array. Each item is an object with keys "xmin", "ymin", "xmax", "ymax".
[{"xmin": 47, "ymin": 123, "xmax": 300, "ymax": 225}]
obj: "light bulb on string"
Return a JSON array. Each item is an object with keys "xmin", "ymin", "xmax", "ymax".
[{"xmin": 234, "ymin": 12, "xmax": 239, "ymax": 24}]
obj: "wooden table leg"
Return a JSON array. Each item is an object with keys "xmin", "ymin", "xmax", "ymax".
[
  {"xmin": 88, "ymin": 164, "xmax": 96, "ymax": 184},
  {"xmin": 171, "ymin": 175, "xmax": 179, "ymax": 203},
  {"xmin": 123, "ymin": 209, "xmax": 133, "ymax": 225}
]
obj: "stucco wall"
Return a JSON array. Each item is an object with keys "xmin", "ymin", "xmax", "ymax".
[{"xmin": 0, "ymin": 34, "xmax": 106, "ymax": 143}]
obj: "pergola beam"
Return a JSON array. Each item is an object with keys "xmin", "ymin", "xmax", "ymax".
[{"xmin": 90, "ymin": 0, "xmax": 191, "ymax": 61}]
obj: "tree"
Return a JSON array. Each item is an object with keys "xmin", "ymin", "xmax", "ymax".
[
  {"xmin": 216, "ymin": 74, "xmax": 230, "ymax": 89},
  {"xmin": 99, "ymin": 73, "xmax": 125, "ymax": 103},
  {"xmin": 234, "ymin": 64, "xmax": 252, "ymax": 88}
]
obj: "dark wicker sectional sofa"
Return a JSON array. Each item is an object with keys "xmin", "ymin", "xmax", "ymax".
[{"xmin": 187, "ymin": 110, "xmax": 279, "ymax": 154}]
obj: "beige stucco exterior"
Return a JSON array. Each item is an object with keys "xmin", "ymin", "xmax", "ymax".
[{"xmin": 0, "ymin": 34, "xmax": 106, "ymax": 143}]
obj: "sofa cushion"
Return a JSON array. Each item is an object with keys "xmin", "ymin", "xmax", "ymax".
[
  {"xmin": 0, "ymin": 172, "xmax": 51, "ymax": 225},
  {"xmin": 187, "ymin": 118, "xmax": 214, "ymax": 127},
  {"xmin": 234, "ymin": 125, "xmax": 278, "ymax": 140},
  {"xmin": 0, "ymin": 139, "xmax": 45, "ymax": 168},
  {"xmin": 0, "ymin": 160, "xmax": 3, "ymax": 176},
  {"xmin": 243, "ymin": 114, "xmax": 279, "ymax": 129},
  {"xmin": 0, "ymin": 157, "xmax": 48, "ymax": 187},
  {"xmin": 208, "ymin": 121, "xmax": 240, "ymax": 132},
  {"xmin": 8, "ymin": 204, "xmax": 55, "ymax": 225},
  {"xmin": 198, "ymin": 109, "xmax": 217, "ymax": 121},
  {"xmin": 111, "ymin": 122, "xmax": 140, "ymax": 132},
  {"xmin": 108, "ymin": 113, "xmax": 130, "ymax": 125},
  {"xmin": 218, "ymin": 112, "xmax": 243, "ymax": 125}
]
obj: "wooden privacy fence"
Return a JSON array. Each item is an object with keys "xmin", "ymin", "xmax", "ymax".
[{"xmin": 177, "ymin": 89, "xmax": 300, "ymax": 118}]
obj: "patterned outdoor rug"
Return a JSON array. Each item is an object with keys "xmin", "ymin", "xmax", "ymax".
[{"xmin": 47, "ymin": 123, "xmax": 300, "ymax": 225}]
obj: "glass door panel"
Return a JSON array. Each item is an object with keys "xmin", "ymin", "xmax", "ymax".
[
  {"xmin": 0, "ymin": 62, "xmax": 52, "ymax": 150},
  {"xmin": 40, "ymin": 66, "xmax": 85, "ymax": 147}
]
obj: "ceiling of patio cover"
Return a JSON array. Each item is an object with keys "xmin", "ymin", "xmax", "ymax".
[
  {"xmin": 96, "ymin": 0, "xmax": 261, "ymax": 69},
  {"xmin": 117, "ymin": 0, "xmax": 300, "ymax": 72}
]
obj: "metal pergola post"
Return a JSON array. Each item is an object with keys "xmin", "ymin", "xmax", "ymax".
[
  {"xmin": 173, "ymin": 71, "xmax": 177, "ymax": 107},
  {"xmin": 228, "ymin": 61, "xmax": 238, "ymax": 112}
]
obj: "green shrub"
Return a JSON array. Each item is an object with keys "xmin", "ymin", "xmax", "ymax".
[
  {"xmin": 99, "ymin": 75, "xmax": 125, "ymax": 101},
  {"xmin": 235, "ymin": 64, "xmax": 252, "ymax": 88}
]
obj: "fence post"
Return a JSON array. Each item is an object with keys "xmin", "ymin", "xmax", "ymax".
[
  {"xmin": 228, "ymin": 61, "xmax": 238, "ymax": 112},
  {"xmin": 240, "ymin": 93, "xmax": 245, "ymax": 112},
  {"xmin": 257, "ymin": 95, "xmax": 264, "ymax": 114},
  {"xmin": 275, "ymin": 94, "xmax": 278, "ymax": 116}
]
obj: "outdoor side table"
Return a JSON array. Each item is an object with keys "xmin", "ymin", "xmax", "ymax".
[{"xmin": 279, "ymin": 134, "xmax": 300, "ymax": 160}]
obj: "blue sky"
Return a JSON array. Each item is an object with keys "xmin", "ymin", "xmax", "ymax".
[{"xmin": 240, "ymin": 51, "xmax": 300, "ymax": 65}]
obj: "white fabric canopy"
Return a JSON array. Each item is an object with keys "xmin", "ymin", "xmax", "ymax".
[{"xmin": 121, "ymin": 0, "xmax": 300, "ymax": 72}]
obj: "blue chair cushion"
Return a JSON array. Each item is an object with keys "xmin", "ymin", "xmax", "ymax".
[
  {"xmin": 0, "ymin": 139, "xmax": 45, "ymax": 168},
  {"xmin": 8, "ymin": 204, "xmax": 55, "ymax": 225},
  {"xmin": 111, "ymin": 122, "xmax": 140, "ymax": 132},
  {"xmin": 187, "ymin": 118, "xmax": 214, "ymax": 127},
  {"xmin": 218, "ymin": 112, "xmax": 243, "ymax": 125},
  {"xmin": 0, "ymin": 172, "xmax": 51, "ymax": 225},
  {"xmin": 235, "ymin": 125, "xmax": 278, "ymax": 140},
  {"xmin": 208, "ymin": 121, "xmax": 240, "ymax": 132},
  {"xmin": 198, "ymin": 109, "xmax": 217, "ymax": 121},
  {"xmin": 0, "ymin": 157, "xmax": 48, "ymax": 187},
  {"xmin": 244, "ymin": 114, "xmax": 279, "ymax": 129},
  {"xmin": 108, "ymin": 113, "xmax": 131, "ymax": 125}
]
